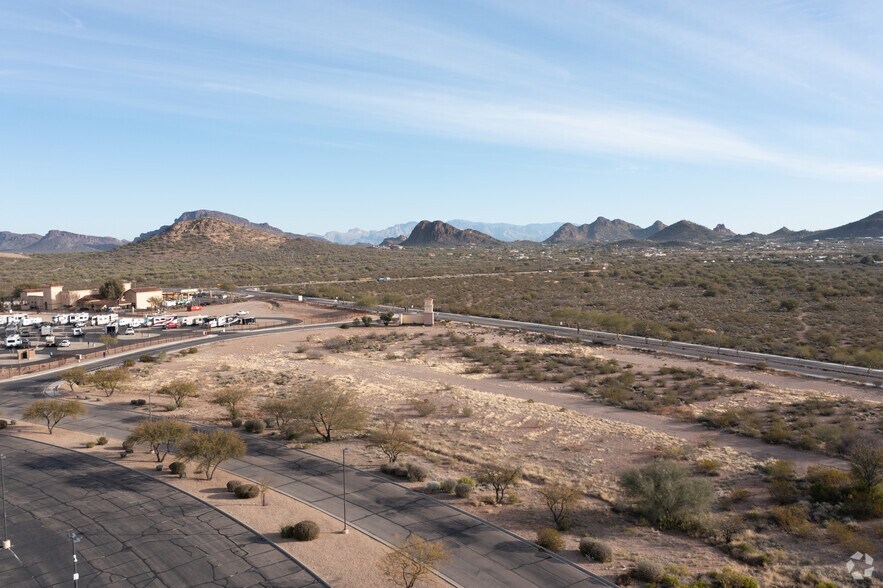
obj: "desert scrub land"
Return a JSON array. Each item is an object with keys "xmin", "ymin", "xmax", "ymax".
[
  {"xmin": 3, "ymin": 235, "xmax": 880, "ymax": 367},
  {"xmin": 60, "ymin": 323, "xmax": 883, "ymax": 586}
]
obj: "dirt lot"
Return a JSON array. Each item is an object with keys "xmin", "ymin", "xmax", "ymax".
[{"xmin": 61, "ymin": 306, "xmax": 880, "ymax": 586}]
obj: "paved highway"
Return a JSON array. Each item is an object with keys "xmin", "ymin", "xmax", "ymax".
[{"xmin": 0, "ymin": 324, "xmax": 614, "ymax": 588}]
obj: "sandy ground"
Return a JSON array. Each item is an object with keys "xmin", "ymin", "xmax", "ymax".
[
  {"xmin": 5, "ymin": 424, "xmax": 427, "ymax": 588},
  {"xmin": 36, "ymin": 310, "xmax": 875, "ymax": 585}
]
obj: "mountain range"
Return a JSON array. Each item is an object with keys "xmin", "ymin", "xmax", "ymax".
[{"xmin": 2, "ymin": 209, "xmax": 880, "ymax": 253}]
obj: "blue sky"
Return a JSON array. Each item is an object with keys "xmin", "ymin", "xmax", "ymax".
[{"xmin": 1, "ymin": 0, "xmax": 881, "ymax": 238}]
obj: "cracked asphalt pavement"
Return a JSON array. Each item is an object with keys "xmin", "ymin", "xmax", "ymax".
[{"xmin": 0, "ymin": 436, "xmax": 325, "ymax": 587}]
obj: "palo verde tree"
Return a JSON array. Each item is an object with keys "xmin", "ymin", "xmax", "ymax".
[
  {"xmin": 538, "ymin": 483, "xmax": 581, "ymax": 531},
  {"xmin": 210, "ymin": 387, "xmax": 252, "ymax": 419},
  {"xmin": 126, "ymin": 419, "xmax": 192, "ymax": 463},
  {"xmin": 147, "ymin": 296, "xmax": 164, "ymax": 313},
  {"xmin": 476, "ymin": 462, "xmax": 522, "ymax": 505},
  {"xmin": 260, "ymin": 397, "xmax": 300, "ymax": 430},
  {"xmin": 22, "ymin": 399, "xmax": 86, "ymax": 434},
  {"xmin": 60, "ymin": 367, "xmax": 88, "ymax": 391},
  {"xmin": 177, "ymin": 429, "xmax": 246, "ymax": 480},
  {"xmin": 158, "ymin": 379, "xmax": 199, "ymax": 408},
  {"xmin": 379, "ymin": 534, "xmax": 450, "ymax": 588},
  {"xmin": 368, "ymin": 416, "xmax": 413, "ymax": 463},
  {"xmin": 89, "ymin": 368, "xmax": 130, "ymax": 397},
  {"xmin": 619, "ymin": 460, "xmax": 715, "ymax": 530},
  {"xmin": 296, "ymin": 379, "xmax": 367, "ymax": 442}
]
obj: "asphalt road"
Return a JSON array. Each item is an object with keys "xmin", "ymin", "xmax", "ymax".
[
  {"xmin": 0, "ymin": 328, "xmax": 614, "ymax": 588},
  {"xmin": 0, "ymin": 435, "xmax": 324, "ymax": 588}
]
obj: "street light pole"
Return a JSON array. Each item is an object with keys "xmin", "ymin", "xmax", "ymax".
[
  {"xmin": 342, "ymin": 447, "xmax": 349, "ymax": 534},
  {"xmin": 1, "ymin": 453, "xmax": 9, "ymax": 550},
  {"xmin": 69, "ymin": 531, "xmax": 81, "ymax": 587}
]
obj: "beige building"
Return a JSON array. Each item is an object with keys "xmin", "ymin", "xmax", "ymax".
[
  {"xmin": 24, "ymin": 285, "xmax": 97, "ymax": 311},
  {"xmin": 399, "ymin": 298, "xmax": 435, "ymax": 326},
  {"xmin": 123, "ymin": 288, "xmax": 164, "ymax": 310}
]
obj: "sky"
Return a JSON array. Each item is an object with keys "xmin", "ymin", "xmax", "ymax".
[{"xmin": 1, "ymin": 0, "xmax": 882, "ymax": 239}]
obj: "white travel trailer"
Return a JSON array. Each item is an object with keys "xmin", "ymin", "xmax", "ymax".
[
  {"xmin": 40, "ymin": 324, "xmax": 53, "ymax": 336},
  {"xmin": 21, "ymin": 316, "xmax": 43, "ymax": 327},
  {"xmin": 180, "ymin": 315, "xmax": 207, "ymax": 327},
  {"xmin": 69, "ymin": 312, "xmax": 89, "ymax": 324},
  {"xmin": 4, "ymin": 334, "xmax": 22, "ymax": 348},
  {"xmin": 52, "ymin": 314, "xmax": 70, "ymax": 325},
  {"xmin": 90, "ymin": 313, "xmax": 118, "ymax": 327}
]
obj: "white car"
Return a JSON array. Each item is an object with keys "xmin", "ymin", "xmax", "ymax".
[
  {"xmin": 58, "ymin": 339, "xmax": 71, "ymax": 347},
  {"xmin": 235, "ymin": 310, "xmax": 249, "ymax": 316},
  {"xmin": 125, "ymin": 327, "xmax": 135, "ymax": 335}
]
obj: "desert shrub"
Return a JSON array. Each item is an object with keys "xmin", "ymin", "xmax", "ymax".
[
  {"xmin": 770, "ymin": 505, "xmax": 812, "ymax": 536},
  {"xmin": 226, "ymin": 479, "xmax": 244, "ymax": 492},
  {"xmin": 441, "ymin": 479, "xmax": 457, "ymax": 493},
  {"xmin": 280, "ymin": 525, "xmax": 296, "ymax": 539},
  {"xmin": 722, "ymin": 487, "xmax": 752, "ymax": 507},
  {"xmin": 805, "ymin": 466, "xmax": 852, "ymax": 504},
  {"xmin": 243, "ymin": 420, "xmax": 266, "ymax": 434},
  {"xmin": 725, "ymin": 542, "xmax": 773, "ymax": 567},
  {"xmin": 163, "ymin": 404, "xmax": 177, "ymax": 412},
  {"xmin": 234, "ymin": 484, "xmax": 260, "ymax": 499},
  {"xmin": 827, "ymin": 520, "xmax": 875, "ymax": 554},
  {"xmin": 96, "ymin": 436, "xmax": 108, "ymax": 445},
  {"xmin": 0, "ymin": 420, "xmax": 7, "ymax": 429},
  {"xmin": 632, "ymin": 560, "xmax": 664, "ymax": 582},
  {"xmin": 457, "ymin": 476, "xmax": 476, "ymax": 487},
  {"xmin": 169, "ymin": 461, "xmax": 186, "ymax": 477},
  {"xmin": 695, "ymin": 458, "xmax": 722, "ymax": 476},
  {"xmin": 535, "ymin": 528, "xmax": 563, "ymax": 552},
  {"xmin": 578, "ymin": 537, "xmax": 612, "ymax": 562},
  {"xmin": 406, "ymin": 463, "xmax": 428, "ymax": 482},
  {"xmin": 425, "ymin": 481, "xmax": 442, "ymax": 493},
  {"xmin": 139, "ymin": 354, "xmax": 155, "ymax": 363},
  {"xmin": 123, "ymin": 358, "xmax": 136, "ymax": 368},
  {"xmin": 230, "ymin": 418, "xmax": 242, "ymax": 428},
  {"xmin": 293, "ymin": 520, "xmax": 320, "ymax": 541},
  {"xmin": 768, "ymin": 478, "xmax": 800, "ymax": 505},
  {"xmin": 455, "ymin": 483, "xmax": 473, "ymax": 498},
  {"xmin": 130, "ymin": 399, "xmax": 146, "ymax": 406},
  {"xmin": 619, "ymin": 460, "xmax": 714, "ymax": 529},
  {"xmin": 844, "ymin": 487, "xmax": 883, "ymax": 519},
  {"xmin": 187, "ymin": 347, "xmax": 198, "ymax": 354},
  {"xmin": 707, "ymin": 568, "xmax": 759, "ymax": 588},
  {"xmin": 84, "ymin": 441, "xmax": 96, "ymax": 448},
  {"xmin": 410, "ymin": 399, "xmax": 438, "ymax": 417}
]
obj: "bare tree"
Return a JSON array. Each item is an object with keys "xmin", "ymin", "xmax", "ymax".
[
  {"xmin": 22, "ymin": 399, "xmax": 86, "ymax": 434},
  {"xmin": 89, "ymin": 368, "xmax": 130, "ymax": 397},
  {"xmin": 379, "ymin": 534, "xmax": 450, "ymax": 588},
  {"xmin": 126, "ymin": 419, "xmax": 192, "ymax": 462},
  {"xmin": 297, "ymin": 380, "xmax": 367, "ymax": 442},
  {"xmin": 210, "ymin": 387, "xmax": 252, "ymax": 419},
  {"xmin": 476, "ymin": 463, "xmax": 522, "ymax": 505},
  {"xmin": 158, "ymin": 379, "xmax": 198, "ymax": 408},
  {"xmin": 368, "ymin": 416, "xmax": 413, "ymax": 463},
  {"xmin": 177, "ymin": 429, "xmax": 246, "ymax": 480},
  {"xmin": 538, "ymin": 483, "xmax": 580, "ymax": 530}
]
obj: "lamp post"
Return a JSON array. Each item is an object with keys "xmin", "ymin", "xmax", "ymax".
[
  {"xmin": 1, "ymin": 453, "xmax": 9, "ymax": 550},
  {"xmin": 69, "ymin": 531, "xmax": 81, "ymax": 587},
  {"xmin": 342, "ymin": 447, "xmax": 349, "ymax": 534}
]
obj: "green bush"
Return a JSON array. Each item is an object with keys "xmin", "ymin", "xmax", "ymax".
[
  {"xmin": 230, "ymin": 418, "xmax": 242, "ymax": 428},
  {"xmin": 578, "ymin": 537, "xmax": 612, "ymax": 562},
  {"xmin": 768, "ymin": 478, "xmax": 800, "ymax": 504},
  {"xmin": 96, "ymin": 436, "xmax": 108, "ymax": 445},
  {"xmin": 0, "ymin": 420, "xmax": 7, "ymax": 429},
  {"xmin": 806, "ymin": 466, "xmax": 852, "ymax": 504},
  {"xmin": 226, "ymin": 479, "xmax": 244, "ymax": 492},
  {"xmin": 169, "ymin": 461, "xmax": 186, "ymax": 477},
  {"xmin": 441, "ymin": 479, "xmax": 457, "ymax": 493},
  {"xmin": 139, "ymin": 354, "xmax": 155, "ymax": 363},
  {"xmin": 84, "ymin": 441, "xmax": 96, "ymax": 448},
  {"xmin": 130, "ymin": 399, "xmax": 146, "ymax": 406},
  {"xmin": 632, "ymin": 560, "xmax": 664, "ymax": 582},
  {"xmin": 280, "ymin": 525, "xmax": 296, "ymax": 539},
  {"xmin": 535, "ymin": 528, "xmax": 564, "ymax": 552},
  {"xmin": 425, "ymin": 481, "xmax": 442, "ymax": 493},
  {"xmin": 243, "ymin": 420, "xmax": 265, "ymax": 433},
  {"xmin": 619, "ymin": 461, "xmax": 714, "ymax": 529},
  {"xmin": 455, "ymin": 483, "xmax": 473, "ymax": 498},
  {"xmin": 234, "ymin": 484, "xmax": 260, "ymax": 499},
  {"xmin": 123, "ymin": 358, "xmax": 136, "ymax": 368},
  {"xmin": 293, "ymin": 520, "xmax": 320, "ymax": 541},
  {"xmin": 707, "ymin": 568, "xmax": 759, "ymax": 588}
]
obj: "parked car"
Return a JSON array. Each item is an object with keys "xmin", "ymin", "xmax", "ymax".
[
  {"xmin": 58, "ymin": 339, "xmax": 71, "ymax": 347},
  {"xmin": 72, "ymin": 327, "xmax": 84, "ymax": 337},
  {"xmin": 163, "ymin": 322, "xmax": 179, "ymax": 329},
  {"xmin": 125, "ymin": 327, "xmax": 135, "ymax": 335},
  {"xmin": 235, "ymin": 310, "xmax": 249, "ymax": 316}
]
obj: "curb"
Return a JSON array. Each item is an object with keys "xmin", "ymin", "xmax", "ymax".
[{"xmin": 4, "ymin": 434, "xmax": 331, "ymax": 588}]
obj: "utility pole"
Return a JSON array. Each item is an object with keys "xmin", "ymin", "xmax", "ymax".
[
  {"xmin": 1, "ymin": 454, "xmax": 9, "ymax": 550},
  {"xmin": 342, "ymin": 447, "xmax": 349, "ymax": 534}
]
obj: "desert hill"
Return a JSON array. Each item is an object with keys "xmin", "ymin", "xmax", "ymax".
[
  {"xmin": 805, "ymin": 210, "xmax": 883, "ymax": 241},
  {"xmin": 648, "ymin": 220, "xmax": 719, "ymax": 242},
  {"xmin": 401, "ymin": 220, "xmax": 500, "ymax": 247},
  {"xmin": 545, "ymin": 217, "xmax": 665, "ymax": 243},
  {"xmin": 135, "ymin": 209, "xmax": 302, "ymax": 242},
  {"xmin": 0, "ymin": 230, "xmax": 125, "ymax": 253},
  {"xmin": 0, "ymin": 231, "xmax": 42, "ymax": 252}
]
